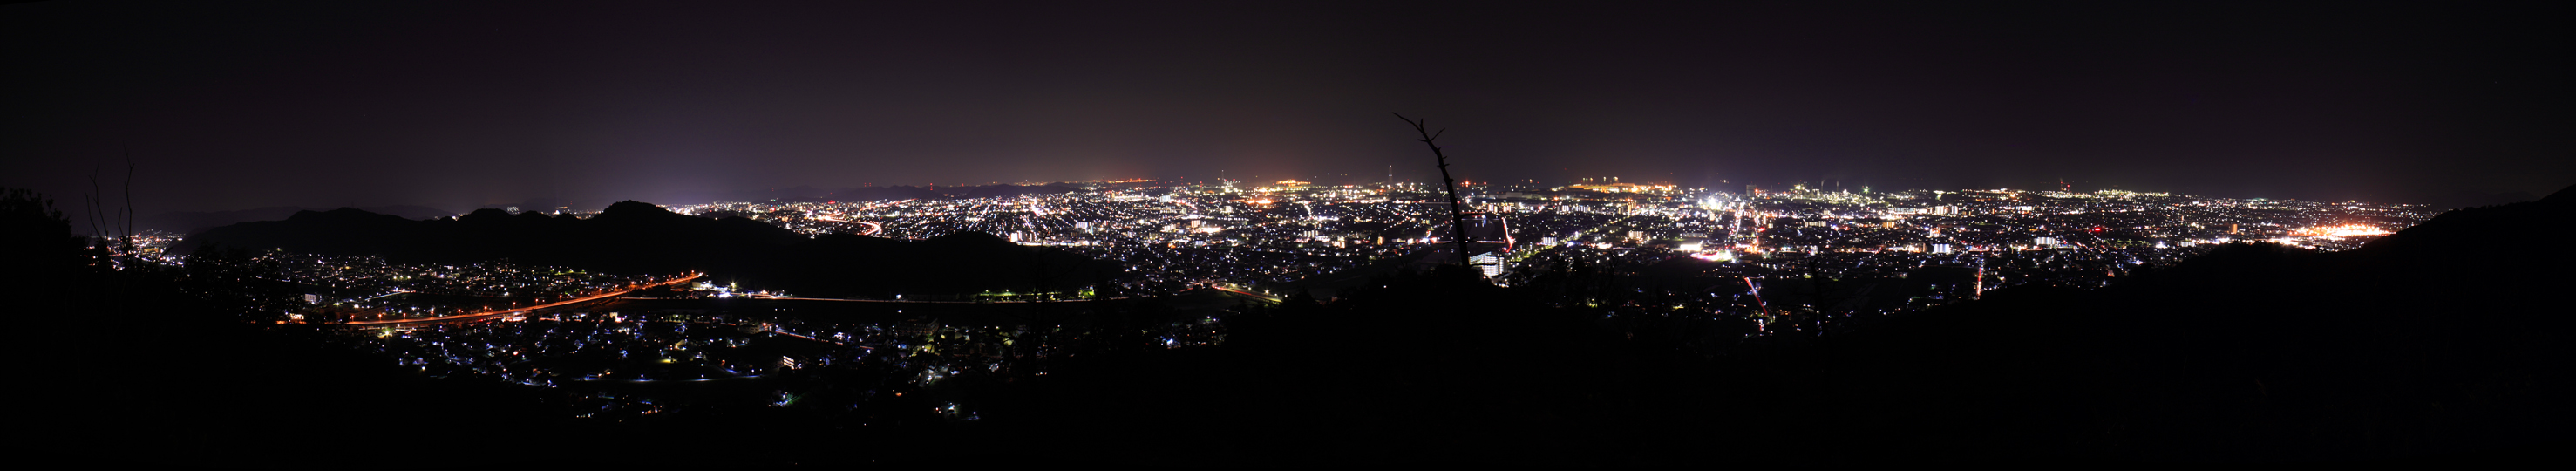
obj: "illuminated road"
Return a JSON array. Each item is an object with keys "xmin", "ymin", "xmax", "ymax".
[
  {"xmin": 812, "ymin": 215, "xmax": 884, "ymax": 236},
  {"xmin": 732, "ymin": 296, "xmax": 1113, "ymax": 304},
  {"xmin": 1205, "ymin": 284, "xmax": 1281, "ymax": 304},
  {"xmin": 343, "ymin": 273, "xmax": 703, "ymax": 325}
]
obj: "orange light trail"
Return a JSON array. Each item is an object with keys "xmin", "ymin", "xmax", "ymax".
[{"xmin": 344, "ymin": 272, "xmax": 703, "ymax": 325}]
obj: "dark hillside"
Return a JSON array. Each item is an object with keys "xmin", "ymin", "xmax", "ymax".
[
  {"xmin": 1821, "ymin": 184, "xmax": 2573, "ymax": 461},
  {"xmin": 137, "ymin": 204, "xmax": 454, "ymax": 236},
  {"xmin": 20, "ymin": 186, "xmax": 2566, "ymax": 466},
  {"xmin": 718, "ymin": 183, "xmax": 1083, "ymax": 203},
  {"xmin": 176, "ymin": 201, "xmax": 1118, "ymax": 297},
  {"xmin": 1002, "ymin": 186, "xmax": 2571, "ymax": 465}
]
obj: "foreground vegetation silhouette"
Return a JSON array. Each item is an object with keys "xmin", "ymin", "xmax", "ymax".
[{"xmin": 11, "ymin": 185, "xmax": 2567, "ymax": 467}]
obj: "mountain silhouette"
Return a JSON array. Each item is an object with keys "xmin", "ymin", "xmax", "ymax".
[
  {"xmin": 177, "ymin": 201, "xmax": 1118, "ymax": 297},
  {"xmin": 134, "ymin": 204, "xmax": 453, "ymax": 236},
  {"xmin": 717, "ymin": 183, "xmax": 1081, "ymax": 203}
]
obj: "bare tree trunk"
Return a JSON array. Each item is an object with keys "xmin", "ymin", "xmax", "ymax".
[
  {"xmin": 85, "ymin": 165, "xmax": 108, "ymax": 244},
  {"xmin": 120, "ymin": 152, "xmax": 137, "ymax": 254},
  {"xmin": 1394, "ymin": 113, "xmax": 1473, "ymax": 268}
]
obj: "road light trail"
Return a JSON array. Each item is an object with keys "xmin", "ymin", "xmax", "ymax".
[
  {"xmin": 1205, "ymin": 284, "xmax": 1281, "ymax": 304},
  {"xmin": 344, "ymin": 272, "xmax": 703, "ymax": 325}
]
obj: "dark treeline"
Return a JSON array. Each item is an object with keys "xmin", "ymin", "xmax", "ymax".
[
  {"xmin": 10, "ymin": 185, "xmax": 2569, "ymax": 467},
  {"xmin": 175, "ymin": 201, "xmax": 1118, "ymax": 297},
  {"xmin": 719, "ymin": 182, "xmax": 1083, "ymax": 203},
  {"xmin": 10, "ymin": 188, "xmax": 576, "ymax": 468}
]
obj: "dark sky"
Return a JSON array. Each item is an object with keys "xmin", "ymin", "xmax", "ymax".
[{"xmin": 5, "ymin": 1, "xmax": 2567, "ymax": 219}]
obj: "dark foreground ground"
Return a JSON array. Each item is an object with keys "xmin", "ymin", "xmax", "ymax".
[{"xmin": 15, "ymin": 187, "xmax": 2573, "ymax": 468}]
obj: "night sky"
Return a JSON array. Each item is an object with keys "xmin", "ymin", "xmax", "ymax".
[{"xmin": 4, "ymin": 1, "xmax": 2566, "ymax": 220}]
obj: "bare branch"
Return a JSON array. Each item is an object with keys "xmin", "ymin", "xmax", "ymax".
[
  {"xmin": 85, "ymin": 164, "xmax": 108, "ymax": 242},
  {"xmin": 122, "ymin": 148, "xmax": 137, "ymax": 252},
  {"xmin": 1393, "ymin": 113, "xmax": 1476, "ymax": 270}
]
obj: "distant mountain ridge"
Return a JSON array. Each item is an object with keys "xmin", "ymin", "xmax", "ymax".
[
  {"xmin": 137, "ymin": 205, "xmax": 454, "ymax": 236},
  {"xmin": 717, "ymin": 183, "xmax": 1083, "ymax": 203},
  {"xmin": 177, "ymin": 201, "xmax": 1118, "ymax": 297}
]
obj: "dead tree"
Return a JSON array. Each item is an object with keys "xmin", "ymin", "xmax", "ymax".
[
  {"xmin": 118, "ymin": 151, "xmax": 136, "ymax": 254},
  {"xmin": 1394, "ymin": 113, "xmax": 1473, "ymax": 268},
  {"xmin": 79, "ymin": 153, "xmax": 139, "ymax": 255}
]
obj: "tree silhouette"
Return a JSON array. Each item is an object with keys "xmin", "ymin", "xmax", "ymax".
[
  {"xmin": 1395, "ymin": 113, "xmax": 1474, "ymax": 269},
  {"xmin": 78, "ymin": 154, "xmax": 139, "ymax": 254}
]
